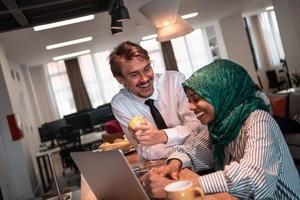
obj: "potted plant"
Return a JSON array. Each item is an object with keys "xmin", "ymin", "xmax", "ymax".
[{"xmin": 292, "ymin": 72, "xmax": 300, "ymax": 88}]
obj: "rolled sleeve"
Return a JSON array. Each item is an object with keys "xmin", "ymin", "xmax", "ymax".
[
  {"xmin": 199, "ymin": 171, "xmax": 228, "ymax": 194},
  {"xmin": 167, "ymin": 151, "xmax": 192, "ymax": 168}
]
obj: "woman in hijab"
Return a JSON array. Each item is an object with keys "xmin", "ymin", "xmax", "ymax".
[{"xmin": 145, "ymin": 59, "xmax": 300, "ymax": 199}]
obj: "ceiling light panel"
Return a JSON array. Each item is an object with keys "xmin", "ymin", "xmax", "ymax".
[
  {"xmin": 142, "ymin": 34, "xmax": 157, "ymax": 40},
  {"xmin": 46, "ymin": 37, "xmax": 93, "ymax": 50},
  {"xmin": 181, "ymin": 12, "xmax": 199, "ymax": 19},
  {"xmin": 53, "ymin": 50, "xmax": 90, "ymax": 61},
  {"xmin": 265, "ymin": 6, "xmax": 274, "ymax": 11},
  {"xmin": 34, "ymin": 15, "xmax": 95, "ymax": 31}
]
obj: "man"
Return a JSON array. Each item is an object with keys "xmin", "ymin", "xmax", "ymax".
[{"xmin": 109, "ymin": 41, "xmax": 203, "ymax": 160}]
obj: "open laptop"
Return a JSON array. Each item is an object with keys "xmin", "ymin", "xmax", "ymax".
[{"xmin": 71, "ymin": 150, "xmax": 150, "ymax": 200}]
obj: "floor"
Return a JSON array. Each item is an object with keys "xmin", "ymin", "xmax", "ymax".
[{"xmin": 36, "ymin": 153, "xmax": 81, "ymax": 200}]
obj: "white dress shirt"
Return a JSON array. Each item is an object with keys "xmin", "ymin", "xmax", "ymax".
[
  {"xmin": 169, "ymin": 110, "xmax": 300, "ymax": 199},
  {"xmin": 111, "ymin": 71, "xmax": 202, "ymax": 160}
]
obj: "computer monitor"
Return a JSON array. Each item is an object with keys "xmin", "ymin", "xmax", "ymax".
[
  {"xmin": 41, "ymin": 119, "xmax": 67, "ymax": 147},
  {"xmin": 38, "ymin": 126, "xmax": 49, "ymax": 143},
  {"xmin": 64, "ymin": 112, "xmax": 92, "ymax": 133},
  {"xmin": 89, "ymin": 103, "xmax": 115, "ymax": 126}
]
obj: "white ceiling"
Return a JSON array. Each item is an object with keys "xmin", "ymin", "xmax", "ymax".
[{"xmin": 0, "ymin": 0, "xmax": 272, "ymax": 67}]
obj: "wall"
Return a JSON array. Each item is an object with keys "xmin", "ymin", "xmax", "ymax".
[
  {"xmin": 28, "ymin": 65, "xmax": 57, "ymax": 124},
  {"xmin": 219, "ymin": 12, "xmax": 259, "ymax": 84},
  {"xmin": 272, "ymin": 0, "xmax": 300, "ymax": 76},
  {"xmin": 0, "ymin": 43, "xmax": 37, "ymax": 199}
]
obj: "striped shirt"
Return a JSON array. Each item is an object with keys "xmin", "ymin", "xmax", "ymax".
[{"xmin": 169, "ymin": 110, "xmax": 300, "ymax": 199}]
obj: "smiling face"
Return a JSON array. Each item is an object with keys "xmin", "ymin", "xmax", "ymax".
[
  {"xmin": 116, "ymin": 57, "xmax": 154, "ymax": 98},
  {"xmin": 186, "ymin": 88, "xmax": 215, "ymax": 125}
]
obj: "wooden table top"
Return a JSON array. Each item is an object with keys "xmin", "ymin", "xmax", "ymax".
[{"xmin": 80, "ymin": 151, "xmax": 236, "ymax": 200}]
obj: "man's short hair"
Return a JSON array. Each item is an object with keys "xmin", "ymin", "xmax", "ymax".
[{"xmin": 109, "ymin": 41, "xmax": 150, "ymax": 77}]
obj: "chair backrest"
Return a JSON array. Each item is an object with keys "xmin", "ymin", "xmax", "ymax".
[
  {"xmin": 104, "ymin": 119, "xmax": 122, "ymax": 134},
  {"xmin": 56, "ymin": 126, "xmax": 83, "ymax": 169},
  {"xmin": 266, "ymin": 70, "xmax": 283, "ymax": 89}
]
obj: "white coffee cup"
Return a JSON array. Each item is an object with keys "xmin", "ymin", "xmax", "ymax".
[{"xmin": 164, "ymin": 180, "xmax": 205, "ymax": 200}]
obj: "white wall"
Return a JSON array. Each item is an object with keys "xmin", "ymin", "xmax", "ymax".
[
  {"xmin": 0, "ymin": 43, "xmax": 37, "ymax": 199},
  {"xmin": 272, "ymin": 0, "xmax": 300, "ymax": 76},
  {"xmin": 218, "ymin": 12, "xmax": 259, "ymax": 84},
  {"xmin": 28, "ymin": 65, "xmax": 57, "ymax": 124}
]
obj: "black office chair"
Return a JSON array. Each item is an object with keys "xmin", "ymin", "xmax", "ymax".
[
  {"xmin": 56, "ymin": 126, "xmax": 84, "ymax": 174},
  {"xmin": 266, "ymin": 70, "xmax": 286, "ymax": 91}
]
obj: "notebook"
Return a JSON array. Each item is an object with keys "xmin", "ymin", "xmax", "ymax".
[{"xmin": 71, "ymin": 150, "xmax": 150, "ymax": 200}]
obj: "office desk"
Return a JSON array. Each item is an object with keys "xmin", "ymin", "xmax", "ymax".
[
  {"xmin": 80, "ymin": 152, "xmax": 236, "ymax": 200},
  {"xmin": 36, "ymin": 131, "xmax": 106, "ymax": 193}
]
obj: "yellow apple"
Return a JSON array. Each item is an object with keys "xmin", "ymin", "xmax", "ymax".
[{"xmin": 128, "ymin": 116, "xmax": 147, "ymax": 131}]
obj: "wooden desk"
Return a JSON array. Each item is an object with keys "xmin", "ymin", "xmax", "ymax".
[
  {"xmin": 80, "ymin": 152, "xmax": 236, "ymax": 200},
  {"xmin": 37, "ymin": 131, "xmax": 106, "ymax": 193}
]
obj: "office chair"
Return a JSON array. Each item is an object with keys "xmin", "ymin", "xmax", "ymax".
[
  {"xmin": 102, "ymin": 119, "xmax": 124, "ymax": 143},
  {"xmin": 266, "ymin": 70, "xmax": 286, "ymax": 91},
  {"xmin": 56, "ymin": 125, "xmax": 84, "ymax": 174},
  {"xmin": 104, "ymin": 119, "xmax": 122, "ymax": 134}
]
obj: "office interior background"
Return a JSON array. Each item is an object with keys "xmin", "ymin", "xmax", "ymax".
[{"xmin": 0, "ymin": 0, "xmax": 300, "ymax": 199}]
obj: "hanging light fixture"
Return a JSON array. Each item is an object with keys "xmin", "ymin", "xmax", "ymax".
[
  {"xmin": 111, "ymin": 28, "xmax": 123, "ymax": 35},
  {"xmin": 108, "ymin": 0, "xmax": 130, "ymax": 35},
  {"xmin": 139, "ymin": 0, "xmax": 179, "ymax": 28},
  {"xmin": 139, "ymin": 0, "xmax": 194, "ymax": 41},
  {"xmin": 111, "ymin": 15, "xmax": 123, "ymax": 29},
  {"xmin": 157, "ymin": 15, "xmax": 194, "ymax": 42},
  {"xmin": 115, "ymin": 0, "xmax": 130, "ymax": 22}
]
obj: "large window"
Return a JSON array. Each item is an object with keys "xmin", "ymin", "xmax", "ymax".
[
  {"xmin": 78, "ymin": 54, "xmax": 102, "ymax": 108},
  {"xmin": 247, "ymin": 9, "xmax": 285, "ymax": 69},
  {"xmin": 47, "ymin": 61, "xmax": 76, "ymax": 117},
  {"xmin": 93, "ymin": 51, "xmax": 122, "ymax": 104},
  {"xmin": 78, "ymin": 51, "xmax": 122, "ymax": 108},
  {"xmin": 258, "ymin": 10, "xmax": 285, "ymax": 68},
  {"xmin": 171, "ymin": 29, "xmax": 212, "ymax": 78},
  {"xmin": 140, "ymin": 39, "xmax": 166, "ymax": 73}
]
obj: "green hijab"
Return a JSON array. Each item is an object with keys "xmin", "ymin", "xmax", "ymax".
[{"xmin": 183, "ymin": 59, "xmax": 269, "ymax": 170}]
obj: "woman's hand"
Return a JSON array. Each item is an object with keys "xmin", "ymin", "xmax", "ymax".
[{"xmin": 140, "ymin": 161, "xmax": 182, "ymax": 199}]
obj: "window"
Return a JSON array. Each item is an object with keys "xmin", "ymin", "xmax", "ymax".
[
  {"xmin": 140, "ymin": 39, "xmax": 166, "ymax": 73},
  {"xmin": 78, "ymin": 51, "xmax": 122, "ymax": 107},
  {"xmin": 246, "ymin": 10, "xmax": 285, "ymax": 69},
  {"xmin": 78, "ymin": 54, "xmax": 102, "ymax": 108},
  {"xmin": 258, "ymin": 10, "xmax": 285, "ymax": 68},
  {"xmin": 93, "ymin": 51, "xmax": 122, "ymax": 104},
  {"xmin": 47, "ymin": 61, "xmax": 76, "ymax": 117},
  {"xmin": 171, "ymin": 29, "xmax": 212, "ymax": 78}
]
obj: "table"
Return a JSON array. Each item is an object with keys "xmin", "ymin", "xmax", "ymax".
[
  {"xmin": 277, "ymin": 87, "xmax": 300, "ymax": 94},
  {"xmin": 36, "ymin": 130, "xmax": 106, "ymax": 193},
  {"xmin": 80, "ymin": 152, "xmax": 236, "ymax": 200}
]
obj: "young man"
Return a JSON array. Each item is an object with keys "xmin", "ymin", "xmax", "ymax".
[{"xmin": 109, "ymin": 41, "xmax": 203, "ymax": 160}]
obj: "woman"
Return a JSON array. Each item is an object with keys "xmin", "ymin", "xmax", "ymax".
[{"xmin": 145, "ymin": 59, "xmax": 300, "ymax": 199}]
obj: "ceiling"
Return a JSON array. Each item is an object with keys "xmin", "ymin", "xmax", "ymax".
[
  {"xmin": 0, "ymin": 0, "xmax": 272, "ymax": 67},
  {"xmin": 0, "ymin": 0, "xmax": 113, "ymax": 32}
]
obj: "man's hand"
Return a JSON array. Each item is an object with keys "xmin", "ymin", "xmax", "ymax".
[
  {"xmin": 145, "ymin": 169, "xmax": 175, "ymax": 199},
  {"xmin": 132, "ymin": 118, "xmax": 168, "ymax": 145}
]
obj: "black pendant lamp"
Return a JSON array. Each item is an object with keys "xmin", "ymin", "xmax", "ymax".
[{"xmin": 116, "ymin": 0, "xmax": 130, "ymax": 22}]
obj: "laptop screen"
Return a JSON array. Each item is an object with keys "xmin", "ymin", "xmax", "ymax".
[{"xmin": 71, "ymin": 150, "xmax": 150, "ymax": 200}]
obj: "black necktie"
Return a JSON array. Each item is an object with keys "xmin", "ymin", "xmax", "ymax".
[{"xmin": 145, "ymin": 99, "xmax": 168, "ymax": 129}]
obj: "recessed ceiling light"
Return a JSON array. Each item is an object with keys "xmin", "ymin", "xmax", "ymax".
[
  {"xmin": 265, "ymin": 6, "xmax": 274, "ymax": 11},
  {"xmin": 46, "ymin": 37, "xmax": 92, "ymax": 50},
  {"xmin": 142, "ymin": 34, "xmax": 157, "ymax": 41},
  {"xmin": 34, "ymin": 15, "xmax": 95, "ymax": 31},
  {"xmin": 181, "ymin": 12, "xmax": 198, "ymax": 19},
  {"xmin": 53, "ymin": 50, "xmax": 90, "ymax": 61}
]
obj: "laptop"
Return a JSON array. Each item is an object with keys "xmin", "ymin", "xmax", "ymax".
[{"xmin": 71, "ymin": 150, "xmax": 150, "ymax": 200}]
